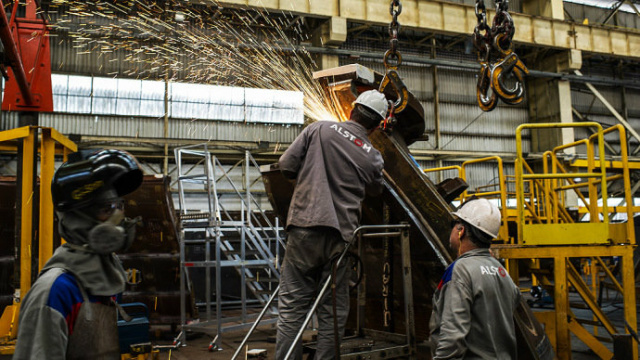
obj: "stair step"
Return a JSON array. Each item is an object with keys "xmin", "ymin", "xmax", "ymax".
[
  {"xmin": 594, "ymin": 335, "xmax": 612, "ymax": 343},
  {"xmin": 570, "ymin": 302, "xmax": 590, "ymax": 309},
  {"xmin": 247, "ymin": 277, "xmax": 279, "ymax": 283},
  {"xmin": 225, "ymin": 250, "xmax": 262, "ymax": 256},
  {"xmin": 254, "ymin": 290, "xmax": 277, "ymax": 296},
  {"xmin": 575, "ymin": 318, "xmax": 601, "ymax": 326},
  {"xmin": 529, "ymin": 267, "xmax": 552, "ymax": 276}
]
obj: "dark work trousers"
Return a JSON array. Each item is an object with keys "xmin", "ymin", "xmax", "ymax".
[{"xmin": 276, "ymin": 226, "xmax": 350, "ymax": 360}]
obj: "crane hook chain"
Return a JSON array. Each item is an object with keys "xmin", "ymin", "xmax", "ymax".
[
  {"xmin": 380, "ymin": 0, "xmax": 408, "ymax": 129},
  {"xmin": 384, "ymin": 0, "xmax": 402, "ymax": 70},
  {"xmin": 473, "ymin": 0, "xmax": 529, "ymax": 112}
]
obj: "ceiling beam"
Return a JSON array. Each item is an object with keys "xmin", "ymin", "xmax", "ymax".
[{"xmin": 216, "ymin": 0, "xmax": 640, "ymax": 60}]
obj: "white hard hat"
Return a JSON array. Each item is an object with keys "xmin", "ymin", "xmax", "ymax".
[
  {"xmin": 451, "ymin": 198, "xmax": 501, "ymax": 240},
  {"xmin": 354, "ymin": 90, "xmax": 389, "ymax": 120}
]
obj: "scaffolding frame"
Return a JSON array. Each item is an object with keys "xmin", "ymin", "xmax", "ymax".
[{"xmin": 173, "ymin": 144, "xmax": 284, "ymax": 350}]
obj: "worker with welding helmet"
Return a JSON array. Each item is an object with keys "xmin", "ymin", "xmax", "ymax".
[
  {"xmin": 14, "ymin": 149, "xmax": 143, "ymax": 360},
  {"xmin": 276, "ymin": 90, "xmax": 388, "ymax": 359},
  {"xmin": 429, "ymin": 198, "xmax": 520, "ymax": 359}
]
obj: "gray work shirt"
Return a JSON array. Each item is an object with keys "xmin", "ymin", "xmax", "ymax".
[
  {"xmin": 279, "ymin": 120, "xmax": 384, "ymax": 242},
  {"xmin": 429, "ymin": 248, "xmax": 520, "ymax": 359}
]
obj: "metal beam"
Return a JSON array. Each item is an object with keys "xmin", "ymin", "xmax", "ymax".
[
  {"xmin": 602, "ymin": 0, "xmax": 625, "ymax": 25},
  {"xmin": 50, "ymin": 24, "xmax": 640, "ymax": 89},
  {"xmin": 574, "ymin": 70, "xmax": 640, "ymax": 154},
  {"xmin": 571, "ymin": 107, "xmax": 617, "ymax": 154},
  {"xmin": 0, "ymin": 2, "xmax": 34, "ymax": 105},
  {"xmin": 297, "ymin": 46, "xmax": 640, "ymax": 89},
  {"xmin": 215, "ymin": 0, "xmax": 640, "ymax": 60},
  {"xmin": 627, "ymin": 0, "xmax": 640, "ymax": 16}
]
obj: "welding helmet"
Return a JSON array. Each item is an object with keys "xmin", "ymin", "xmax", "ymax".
[
  {"xmin": 52, "ymin": 149, "xmax": 143, "ymax": 213},
  {"xmin": 354, "ymin": 90, "xmax": 389, "ymax": 120},
  {"xmin": 451, "ymin": 198, "xmax": 501, "ymax": 240}
]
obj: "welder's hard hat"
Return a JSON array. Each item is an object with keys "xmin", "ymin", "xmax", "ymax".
[
  {"xmin": 451, "ymin": 198, "xmax": 501, "ymax": 240},
  {"xmin": 52, "ymin": 149, "xmax": 143, "ymax": 212},
  {"xmin": 354, "ymin": 90, "xmax": 389, "ymax": 120}
]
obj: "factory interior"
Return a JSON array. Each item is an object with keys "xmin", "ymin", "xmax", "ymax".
[{"xmin": 0, "ymin": 0, "xmax": 640, "ymax": 359}]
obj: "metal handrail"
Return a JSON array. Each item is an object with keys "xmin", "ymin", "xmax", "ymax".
[{"xmin": 231, "ymin": 224, "xmax": 411, "ymax": 360}]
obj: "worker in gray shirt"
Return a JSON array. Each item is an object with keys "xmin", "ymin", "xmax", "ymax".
[
  {"xmin": 276, "ymin": 90, "xmax": 388, "ymax": 359},
  {"xmin": 429, "ymin": 198, "xmax": 520, "ymax": 359}
]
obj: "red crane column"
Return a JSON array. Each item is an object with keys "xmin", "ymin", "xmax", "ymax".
[{"xmin": 0, "ymin": 0, "xmax": 53, "ymax": 112}]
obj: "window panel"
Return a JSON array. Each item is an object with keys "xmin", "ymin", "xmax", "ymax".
[{"xmin": 48, "ymin": 74, "xmax": 303, "ymax": 124}]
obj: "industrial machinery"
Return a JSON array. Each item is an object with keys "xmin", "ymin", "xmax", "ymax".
[{"xmin": 237, "ymin": 63, "xmax": 554, "ymax": 360}]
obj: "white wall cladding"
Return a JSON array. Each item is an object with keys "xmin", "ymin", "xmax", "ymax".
[
  {"xmin": 39, "ymin": 113, "xmax": 163, "ymax": 138},
  {"xmin": 0, "ymin": 113, "xmax": 19, "ymax": 131},
  {"xmin": 3, "ymin": 112, "xmax": 301, "ymax": 144}
]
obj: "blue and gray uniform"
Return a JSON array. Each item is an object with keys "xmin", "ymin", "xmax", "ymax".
[
  {"xmin": 429, "ymin": 248, "xmax": 520, "ymax": 360},
  {"xmin": 14, "ymin": 244, "xmax": 126, "ymax": 360},
  {"xmin": 276, "ymin": 120, "xmax": 383, "ymax": 359}
]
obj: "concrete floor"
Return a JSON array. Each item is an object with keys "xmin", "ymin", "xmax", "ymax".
[
  {"xmin": 148, "ymin": 288, "xmax": 638, "ymax": 360},
  {"xmin": 3, "ymin": 282, "xmax": 636, "ymax": 359}
]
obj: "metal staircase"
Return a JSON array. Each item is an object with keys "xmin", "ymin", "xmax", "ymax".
[{"xmin": 173, "ymin": 144, "xmax": 284, "ymax": 350}]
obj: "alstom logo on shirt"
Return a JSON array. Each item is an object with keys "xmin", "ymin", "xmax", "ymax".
[
  {"xmin": 330, "ymin": 124, "xmax": 372, "ymax": 153},
  {"xmin": 480, "ymin": 265, "xmax": 507, "ymax": 277}
]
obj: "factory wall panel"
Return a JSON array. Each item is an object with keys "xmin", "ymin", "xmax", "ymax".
[
  {"xmin": 438, "ymin": 102, "xmax": 528, "ymax": 136},
  {"xmin": 168, "ymin": 118, "xmax": 301, "ymax": 143},
  {"xmin": 0, "ymin": 113, "xmax": 19, "ymax": 131},
  {"xmin": 422, "ymin": 134, "xmax": 528, "ymax": 154},
  {"xmin": 438, "ymin": 68, "xmax": 478, "ymax": 104},
  {"xmin": 624, "ymin": 88, "xmax": 640, "ymax": 118},
  {"xmin": 0, "ymin": 112, "xmax": 301, "ymax": 145},
  {"xmin": 564, "ymin": 2, "xmax": 639, "ymax": 30},
  {"xmin": 572, "ymin": 85, "xmax": 625, "ymax": 117},
  {"xmin": 38, "ymin": 113, "xmax": 164, "ymax": 138}
]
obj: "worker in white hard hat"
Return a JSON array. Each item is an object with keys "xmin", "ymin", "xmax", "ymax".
[
  {"xmin": 276, "ymin": 90, "xmax": 388, "ymax": 359},
  {"xmin": 429, "ymin": 198, "xmax": 520, "ymax": 360}
]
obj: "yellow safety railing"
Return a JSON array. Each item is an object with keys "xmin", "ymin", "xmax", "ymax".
[
  {"xmin": 516, "ymin": 122, "xmax": 612, "ymax": 246},
  {"xmin": 575, "ymin": 125, "xmax": 635, "ymax": 244},
  {"xmin": 461, "ymin": 157, "xmax": 509, "ymax": 242},
  {"xmin": 423, "ymin": 123, "xmax": 636, "ymax": 247},
  {"xmin": 424, "ymin": 158, "xmax": 513, "ymax": 242}
]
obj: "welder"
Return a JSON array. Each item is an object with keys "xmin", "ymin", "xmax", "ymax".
[
  {"xmin": 14, "ymin": 149, "xmax": 143, "ymax": 360},
  {"xmin": 429, "ymin": 198, "xmax": 520, "ymax": 359},
  {"xmin": 276, "ymin": 90, "xmax": 389, "ymax": 359}
]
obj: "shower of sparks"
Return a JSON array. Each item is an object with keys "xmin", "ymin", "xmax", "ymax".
[{"xmin": 46, "ymin": 0, "xmax": 345, "ymax": 123}]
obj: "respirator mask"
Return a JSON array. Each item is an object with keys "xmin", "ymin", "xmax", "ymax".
[{"xmin": 85, "ymin": 199, "xmax": 140, "ymax": 255}]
